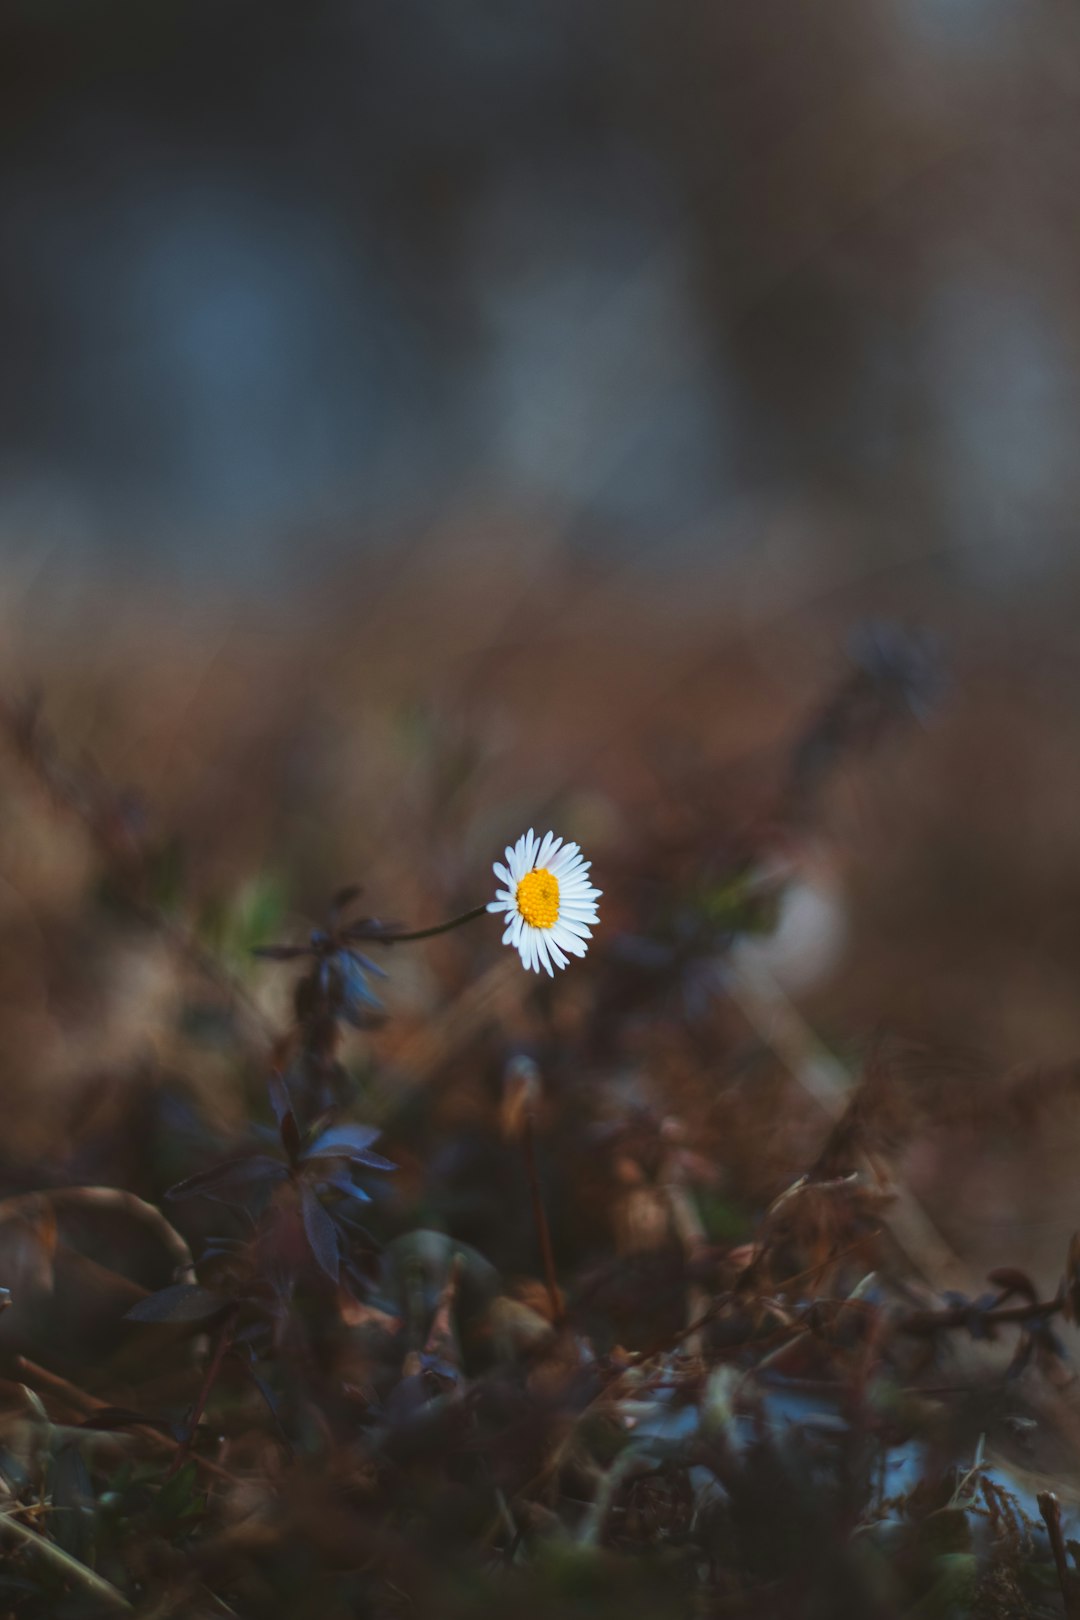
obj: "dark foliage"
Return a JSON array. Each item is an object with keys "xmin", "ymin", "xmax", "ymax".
[{"xmin": 1, "ymin": 639, "xmax": 1078, "ymax": 1620}]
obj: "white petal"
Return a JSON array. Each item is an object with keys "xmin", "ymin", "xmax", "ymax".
[
  {"xmin": 556, "ymin": 919, "xmax": 593, "ymax": 940},
  {"xmin": 559, "ymin": 867, "xmax": 592, "ymax": 890},
  {"xmin": 492, "ymin": 831, "xmax": 599, "ymax": 969}
]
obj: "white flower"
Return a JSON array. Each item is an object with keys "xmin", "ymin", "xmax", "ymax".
[{"xmin": 488, "ymin": 828, "xmax": 601, "ymax": 975}]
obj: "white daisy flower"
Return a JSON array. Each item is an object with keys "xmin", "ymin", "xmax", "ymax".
[{"xmin": 488, "ymin": 828, "xmax": 601, "ymax": 976}]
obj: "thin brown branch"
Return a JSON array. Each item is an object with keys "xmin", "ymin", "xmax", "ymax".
[
  {"xmin": 1038, "ymin": 1491, "xmax": 1080, "ymax": 1619},
  {"xmin": 165, "ymin": 1309, "xmax": 239, "ymax": 1482},
  {"xmin": 725, "ymin": 956, "xmax": 973, "ymax": 1294},
  {"xmin": 12, "ymin": 1356, "xmax": 240, "ymax": 1486},
  {"xmin": 0, "ymin": 1507, "xmax": 133, "ymax": 1610},
  {"xmin": 0, "ymin": 1186, "xmax": 196, "ymax": 1285},
  {"xmin": 522, "ymin": 1116, "xmax": 563, "ymax": 1326},
  {"xmin": 899, "ymin": 1291, "xmax": 1063, "ymax": 1338}
]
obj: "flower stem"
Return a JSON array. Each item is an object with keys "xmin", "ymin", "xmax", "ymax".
[
  {"xmin": 380, "ymin": 904, "xmax": 489, "ymax": 943},
  {"xmin": 165, "ymin": 1309, "xmax": 238, "ymax": 1481}
]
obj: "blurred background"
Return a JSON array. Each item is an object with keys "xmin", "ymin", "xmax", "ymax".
[
  {"xmin": 6, "ymin": 0, "xmax": 1080, "ymax": 1296},
  {"xmin": 6, "ymin": 0, "xmax": 1080, "ymax": 592}
]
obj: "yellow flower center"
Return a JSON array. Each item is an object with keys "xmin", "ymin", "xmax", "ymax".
[{"xmin": 515, "ymin": 867, "xmax": 560, "ymax": 929}]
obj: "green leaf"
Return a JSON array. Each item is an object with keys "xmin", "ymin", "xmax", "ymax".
[
  {"xmin": 154, "ymin": 1460, "xmax": 206, "ymax": 1532},
  {"xmin": 902, "ymin": 1552, "xmax": 977, "ymax": 1618}
]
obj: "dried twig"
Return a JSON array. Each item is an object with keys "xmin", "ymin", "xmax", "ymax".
[
  {"xmin": 0, "ymin": 1507, "xmax": 133, "ymax": 1610},
  {"xmin": 164, "ymin": 1309, "xmax": 239, "ymax": 1481},
  {"xmin": 522, "ymin": 1117, "xmax": 563, "ymax": 1327},
  {"xmin": 725, "ymin": 955, "xmax": 972, "ymax": 1294},
  {"xmin": 13, "ymin": 1356, "xmax": 240, "ymax": 1486},
  {"xmin": 0, "ymin": 1186, "xmax": 195, "ymax": 1285},
  {"xmin": 1038, "ymin": 1491, "xmax": 1080, "ymax": 1618},
  {"xmin": 0, "ymin": 694, "xmax": 276, "ymax": 1051}
]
